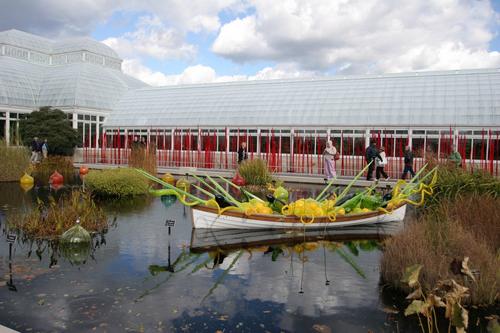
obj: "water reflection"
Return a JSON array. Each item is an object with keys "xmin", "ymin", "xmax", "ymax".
[{"xmin": 0, "ymin": 183, "xmax": 443, "ymax": 332}]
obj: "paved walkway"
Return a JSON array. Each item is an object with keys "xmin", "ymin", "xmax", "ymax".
[{"xmin": 75, "ymin": 163, "xmax": 396, "ymax": 189}]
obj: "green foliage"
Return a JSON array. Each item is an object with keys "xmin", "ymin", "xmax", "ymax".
[
  {"xmin": 0, "ymin": 139, "xmax": 30, "ymax": 181},
  {"xmin": 7, "ymin": 190, "xmax": 107, "ymax": 238},
  {"xmin": 85, "ymin": 168, "xmax": 149, "ymax": 198},
  {"xmin": 19, "ymin": 106, "xmax": 80, "ymax": 156},
  {"xmin": 238, "ymin": 158, "xmax": 273, "ymax": 186},
  {"xmin": 425, "ymin": 165, "xmax": 500, "ymax": 209}
]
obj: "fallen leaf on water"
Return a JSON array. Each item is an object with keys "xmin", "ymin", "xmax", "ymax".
[
  {"xmin": 312, "ymin": 324, "xmax": 332, "ymax": 333},
  {"xmin": 381, "ymin": 306, "xmax": 399, "ymax": 314}
]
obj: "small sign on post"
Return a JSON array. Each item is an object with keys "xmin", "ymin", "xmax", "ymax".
[
  {"xmin": 6, "ymin": 233, "xmax": 17, "ymax": 244},
  {"xmin": 165, "ymin": 219, "xmax": 175, "ymax": 235}
]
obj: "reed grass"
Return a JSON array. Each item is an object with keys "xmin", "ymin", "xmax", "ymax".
[
  {"xmin": 129, "ymin": 146, "xmax": 157, "ymax": 175},
  {"xmin": 0, "ymin": 139, "xmax": 30, "ymax": 182},
  {"xmin": 381, "ymin": 194, "xmax": 500, "ymax": 306},
  {"xmin": 238, "ymin": 158, "xmax": 273, "ymax": 186},
  {"xmin": 7, "ymin": 190, "xmax": 108, "ymax": 239},
  {"xmin": 32, "ymin": 155, "xmax": 76, "ymax": 184}
]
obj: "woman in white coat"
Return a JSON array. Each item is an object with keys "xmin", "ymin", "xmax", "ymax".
[
  {"xmin": 323, "ymin": 140, "xmax": 337, "ymax": 180},
  {"xmin": 375, "ymin": 147, "xmax": 389, "ymax": 180}
]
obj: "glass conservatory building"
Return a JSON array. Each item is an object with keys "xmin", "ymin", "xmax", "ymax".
[
  {"xmin": 99, "ymin": 68, "xmax": 500, "ymax": 177},
  {"xmin": 0, "ymin": 29, "xmax": 148, "ymax": 146}
]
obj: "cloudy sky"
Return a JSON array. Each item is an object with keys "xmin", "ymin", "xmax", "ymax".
[{"xmin": 1, "ymin": 0, "xmax": 499, "ymax": 86}]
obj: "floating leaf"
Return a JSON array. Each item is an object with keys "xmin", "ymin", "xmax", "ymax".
[
  {"xmin": 312, "ymin": 324, "xmax": 332, "ymax": 333},
  {"xmin": 402, "ymin": 264, "xmax": 423, "ymax": 288}
]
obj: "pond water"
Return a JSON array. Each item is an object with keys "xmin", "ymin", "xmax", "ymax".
[{"xmin": 0, "ymin": 182, "xmax": 470, "ymax": 332}]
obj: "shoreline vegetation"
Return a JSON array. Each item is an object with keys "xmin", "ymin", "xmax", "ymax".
[
  {"xmin": 7, "ymin": 190, "xmax": 108, "ymax": 239},
  {"xmin": 381, "ymin": 164, "xmax": 500, "ymax": 309},
  {"xmin": 0, "ymin": 139, "xmax": 30, "ymax": 182}
]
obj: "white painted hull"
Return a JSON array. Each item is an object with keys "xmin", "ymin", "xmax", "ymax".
[
  {"xmin": 190, "ymin": 222, "xmax": 404, "ymax": 252},
  {"xmin": 191, "ymin": 204, "xmax": 407, "ymax": 229}
]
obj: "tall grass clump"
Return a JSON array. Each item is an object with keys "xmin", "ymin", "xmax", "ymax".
[
  {"xmin": 381, "ymin": 194, "xmax": 500, "ymax": 306},
  {"xmin": 32, "ymin": 155, "xmax": 76, "ymax": 184},
  {"xmin": 7, "ymin": 190, "xmax": 107, "ymax": 238},
  {"xmin": 238, "ymin": 158, "xmax": 273, "ymax": 186},
  {"xmin": 85, "ymin": 168, "xmax": 149, "ymax": 198},
  {"xmin": 425, "ymin": 165, "xmax": 500, "ymax": 208},
  {"xmin": 0, "ymin": 139, "xmax": 30, "ymax": 182},
  {"xmin": 129, "ymin": 146, "xmax": 157, "ymax": 175}
]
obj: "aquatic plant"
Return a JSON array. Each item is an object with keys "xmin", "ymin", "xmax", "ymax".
[
  {"xmin": 238, "ymin": 158, "xmax": 273, "ymax": 186},
  {"xmin": 32, "ymin": 155, "xmax": 76, "ymax": 184},
  {"xmin": 401, "ymin": 262, "xmax": 473, "ymax": 333},
  {"xmin": 0, "ymin": 139, "xmax": 30, "ymax": 182},
  {"xmin": 85, "ymin": 168, "xmax": 149, "ymax": 198},
  {"xmin": 129, "ymin": 145, "xmax": 157, "ymax": 175},
  {"xmin": 7, "ymin": 190, "xmax": 108, "ymax": 238},
  {"xmin": 381, "ymin": 194, "xmax": 500, "ymax": 306},
  {"xmin": 425, "ymin": 165, "xmax": 500, "ymax": 209}
]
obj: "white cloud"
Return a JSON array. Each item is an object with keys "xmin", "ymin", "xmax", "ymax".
[
  {"xmin": 0, "ymin": 0, "xmax": 244, "ymax": 36},
  {"xmin": 122, "ymin": 59, "xmax": 316, "ymax": 86},
  {"xmin": 102, "ymin": 15, "xmax": 196, "ymax": 61},
  {"xmin": 249, "ymin": 63, "xmax": 318, "ymax": 80},
  {"xmin": 213, "ymin": 0, "xmax": 500, "ymax": 73},
  {"xmin": 122, "ymin": 60, "xmax": 249, "ymax": 86}
]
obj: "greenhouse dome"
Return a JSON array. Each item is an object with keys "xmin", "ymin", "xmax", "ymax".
[{"xmin": 0, "ymin": 29, "xmax": 148, "ymax": 146}]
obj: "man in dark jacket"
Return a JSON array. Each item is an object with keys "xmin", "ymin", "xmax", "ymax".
[
  {"xmin": 401, "ymin": 146, "xmax": 416, "ymax": 179},
  {"xmin": 238, "ymin": 142, "xmax": 248, "ymax": 164},
  {"xmin": 30, "ymin": 137, "xmax": 40, "ymax": 163},
  {"xmin": 365, "ymin": 141, "xmax": 381, "ymax": 181}
]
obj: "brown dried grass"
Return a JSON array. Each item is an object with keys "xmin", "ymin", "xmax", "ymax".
[
  {"xmin": 0, "ymin": 140, "xmax": 30, "ymax": 182},
  {"xmin": 381, "ymin": 195, "xmax": 500, "ymax": 306},
  {"xmin": 129, "ymin": 146, "xmax": 157, "ymax": 175}
]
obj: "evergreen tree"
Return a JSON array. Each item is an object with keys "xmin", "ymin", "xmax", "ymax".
[{"xmin": 20, "ymin": 107, "xmax": 80, "ymax": 156}]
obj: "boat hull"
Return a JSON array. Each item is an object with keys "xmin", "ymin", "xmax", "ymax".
[
  {"xmin": 191, "ymin": 204, "xmax": 407, "ymax": 229},
  {"xmin": 190, "ymin": 223, "xmax": 404, "ymax": 252}
]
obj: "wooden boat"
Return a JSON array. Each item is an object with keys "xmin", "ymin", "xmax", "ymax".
[
  {"xmin": 190, "ymin": 222, "xmax": 403, "ymax": 252},
  {"xmin": 190, "ymin": 203, "xmax": 407, "ymax": 229}
]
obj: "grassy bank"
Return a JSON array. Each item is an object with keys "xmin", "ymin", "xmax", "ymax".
[
  {"xmin": 381, "ymin": 194, "xmax": 500, "ymax": 305},
  {"xmin": 0, "ymin": 140, "xmax": 30, "ymax": 182},
  {"xmin": 381, "ymin": 165, "xmax": 500, "ymax": 307}
]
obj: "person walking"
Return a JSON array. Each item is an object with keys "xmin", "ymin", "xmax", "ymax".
[
  {"xmin": 42, "ymin": 139, "xmax": 49, "ymax": 159},
  {"xmin": 30, "ymin": 137, "xmax": 39, "ymax": 163},
  {"xmin": 401, "ymin": 146, "xmax": 416, "ymax": 179},
  {"xmin": 323, "ymin": 140, "xmax": 337, "ymax": 180},
  {"xmin": 448, "ymin": 144, "xmax": 462, "ymax": 167},
  {"xmin": 375, "ymin": 147, "xmax": 389, "ymax": 180},
  {"xmin": 237, "ymin": 142, "xmax": 248, "ymax": 164},
  {"xmin": 365, "ymin": 141, "xmax": 381, "ymax": 181}
]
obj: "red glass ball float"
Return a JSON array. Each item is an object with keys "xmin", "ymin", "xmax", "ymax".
[
  {"xmin": 79, "ymin": 166, "xmax": 89, "ymax": 175},
  {"xmin": 49, "ymin": 171, "xmax": 64, "ymax": 184},
  {"xmin": 232, "ymin": 173, "xmax": 245, "ymax": 186}
]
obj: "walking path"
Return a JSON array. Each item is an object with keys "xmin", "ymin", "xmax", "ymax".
[{"xmin": 74, "ymin": 163, "xmax": 396, "ymax": 189}]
